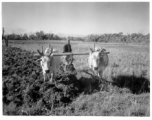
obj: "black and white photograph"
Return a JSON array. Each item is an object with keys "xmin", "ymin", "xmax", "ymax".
[{"xmin": 2, "ymin": 1, "xmax": 150, "ymax": 116}]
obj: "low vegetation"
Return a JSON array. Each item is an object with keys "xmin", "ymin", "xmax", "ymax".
[
  {"xmin": 2, "ymin": 40, "xmax": 150, "ymax": 116},
  {"xmin": 2, "ymin": 46, "xmax": 103, "ymax": 115}
]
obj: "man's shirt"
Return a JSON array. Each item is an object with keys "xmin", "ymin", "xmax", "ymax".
[{"xmin": 63, "ymin": 44, "xmax": 72, "ymax": 53}]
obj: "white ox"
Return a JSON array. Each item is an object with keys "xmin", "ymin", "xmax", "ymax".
[
  {"xmin": 37, "ymin": 46, "xmax": 61, "ymax": 82},
  {"xmin": 88, "ymin": 47, "xmax": 109, "ymax": 81}
]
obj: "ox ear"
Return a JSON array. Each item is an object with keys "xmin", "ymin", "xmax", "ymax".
[
  {"xmin": 90, "ymin": 48, "xmax": 93, "ymax": 54},
  {"xmin": 99, "ymin": 48, "xmax": 107, "ymax": 57},
  {"xmin": 36, "ymin": 58, "xmax": 42, "ymax": 62},
  {"xmin": 49, "ymin": 44, "xmax": 51, "ymax": 48},
  {"xmin": 101, "ymin": 48, "xmax": 106, "ymax": 52}
]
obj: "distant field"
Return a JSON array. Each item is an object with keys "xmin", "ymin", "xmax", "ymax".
[{"xmin": 2, "ymin": 40, "xmax": 150, "ymax": 116}]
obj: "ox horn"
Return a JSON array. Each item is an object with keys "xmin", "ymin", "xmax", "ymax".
[
  {"xmin": 48, "ymin": 44, "xmax": 53, "ymax": 55},
  {"xmin": 37, "ymin": 49, "xmax": 43, "ymax": 56},
  {"xmin": 42, "ymin": 46, "xmax": 44, "ymax": 54},
  {"xmin": 49, "ymin": 47, "xmax": 53, "ymax": 55},
  {"xmin": 37, "ymin": 46, "xmax": 44, "ymax": 56},
  {"xmin": 90, "ymin": 48, "xmax": 94, "ymax": 53},
  {"xmin": 49, "ymin": 44, "xmax": 51, "ymax": 48}
]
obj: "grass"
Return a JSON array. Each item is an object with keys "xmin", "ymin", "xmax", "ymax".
[
  {"xmin": 47, "ymin": 90, "xmax": 150, "ymax": 116},
  {"xmin": 3, "ymin": 40, "xmax": 150, "ymax": 116}
]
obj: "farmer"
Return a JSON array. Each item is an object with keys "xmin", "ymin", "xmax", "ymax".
[
  {"xmin": 63, "ymin": 38, "xmax": 74, "ymax": 70},
  {"xmin": 63, "ymin": 38, "xmax": 72, "ymax": 53}
]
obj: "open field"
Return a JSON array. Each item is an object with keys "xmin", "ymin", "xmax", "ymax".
[{"xmin": 2, "ymin": 40, "xmax": 150, "ymax": 116}]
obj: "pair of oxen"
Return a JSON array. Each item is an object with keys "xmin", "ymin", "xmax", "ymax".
[{"xmin": 36, "ymin": 44, "xmax": 109, "ymax": 83}]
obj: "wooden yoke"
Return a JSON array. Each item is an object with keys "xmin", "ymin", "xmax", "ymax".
[
  {"xmin": 52, "ymin": 52, "xmax": 89, "ymax": 56},
  {"xmin": 34, "ymin": 44, "xmax": 110, "ymax": 57},
  {"xmin": 34, "ymin": 52, "xmax": 89, "ymax": 56}
]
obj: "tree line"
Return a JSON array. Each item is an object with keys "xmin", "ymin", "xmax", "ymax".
[
  {"xmin": 3, "ymin": 30, "xmax": 150, "ymax": 44},
  {"xmin": 4, "ymin": 31, "xmax": 65, "ymax": 40},
  {"xmin": 84, "ymin": 32, "xmax": 149, "ymax": 44}
]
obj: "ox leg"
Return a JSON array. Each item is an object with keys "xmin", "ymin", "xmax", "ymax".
[
  {"xmin": 50, "ymin": 73, "xmax": 53, "ymax": 83},
  {"xmin": 64, "ymin": 55, "xmax": 70, "ymax": 71},
  {"xmin": 43, "ymin": 73, "xmax": 46, "ymax": 82},
  {"xmin": 98, "ymin": 71, "xmax": 103, "ymax": 79},
  {"xmin": 50, "ymin": 72, "xmax": 56, "ymax": 84},
  {"xmin": 64, "ymin": 60, "xmax": 69, "ymax": 71},
  {"xmin": 42, "ymin": 66, "xmax": 46, "ymax": 82},
  {"xmin": 53, "ymin": 71, "xmax": 57, "ymax": 85},
  {"xmin": 98, "ymin": 70, "xmax": 104, "ymax": 83},
  {"xmin": 98, "ymin": 69, "xmax": 110, "ymax": 85}
]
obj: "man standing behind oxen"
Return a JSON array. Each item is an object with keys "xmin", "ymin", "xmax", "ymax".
[
  {"xmin": 63, "ymin": 38, "xmax": 72, "ymax": 53},
  {"xmin": 63, "ymin": 38, "xmax": 74, "ymax": 71}
]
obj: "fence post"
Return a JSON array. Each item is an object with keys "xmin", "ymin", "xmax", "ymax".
[
  {"xmin": 2, "ymin": 27, "xmax": 8, "ymax": 47},
  {"xmin": 94, "ymin": 41, "xmax": 95, "ymax": 51}
]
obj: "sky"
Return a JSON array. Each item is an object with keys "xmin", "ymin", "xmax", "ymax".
[{"xmin": 2, "ymin": 2, "xmax": 149, "ymax": 36}]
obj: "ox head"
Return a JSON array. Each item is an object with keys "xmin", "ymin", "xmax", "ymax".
[
  {"xmin": 37, "ymin": 44, "xmax": 54, "ymax": 77},
  {"xmin": 89, "ymin": 47, "xmax": 107, "ymax": 71}
]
